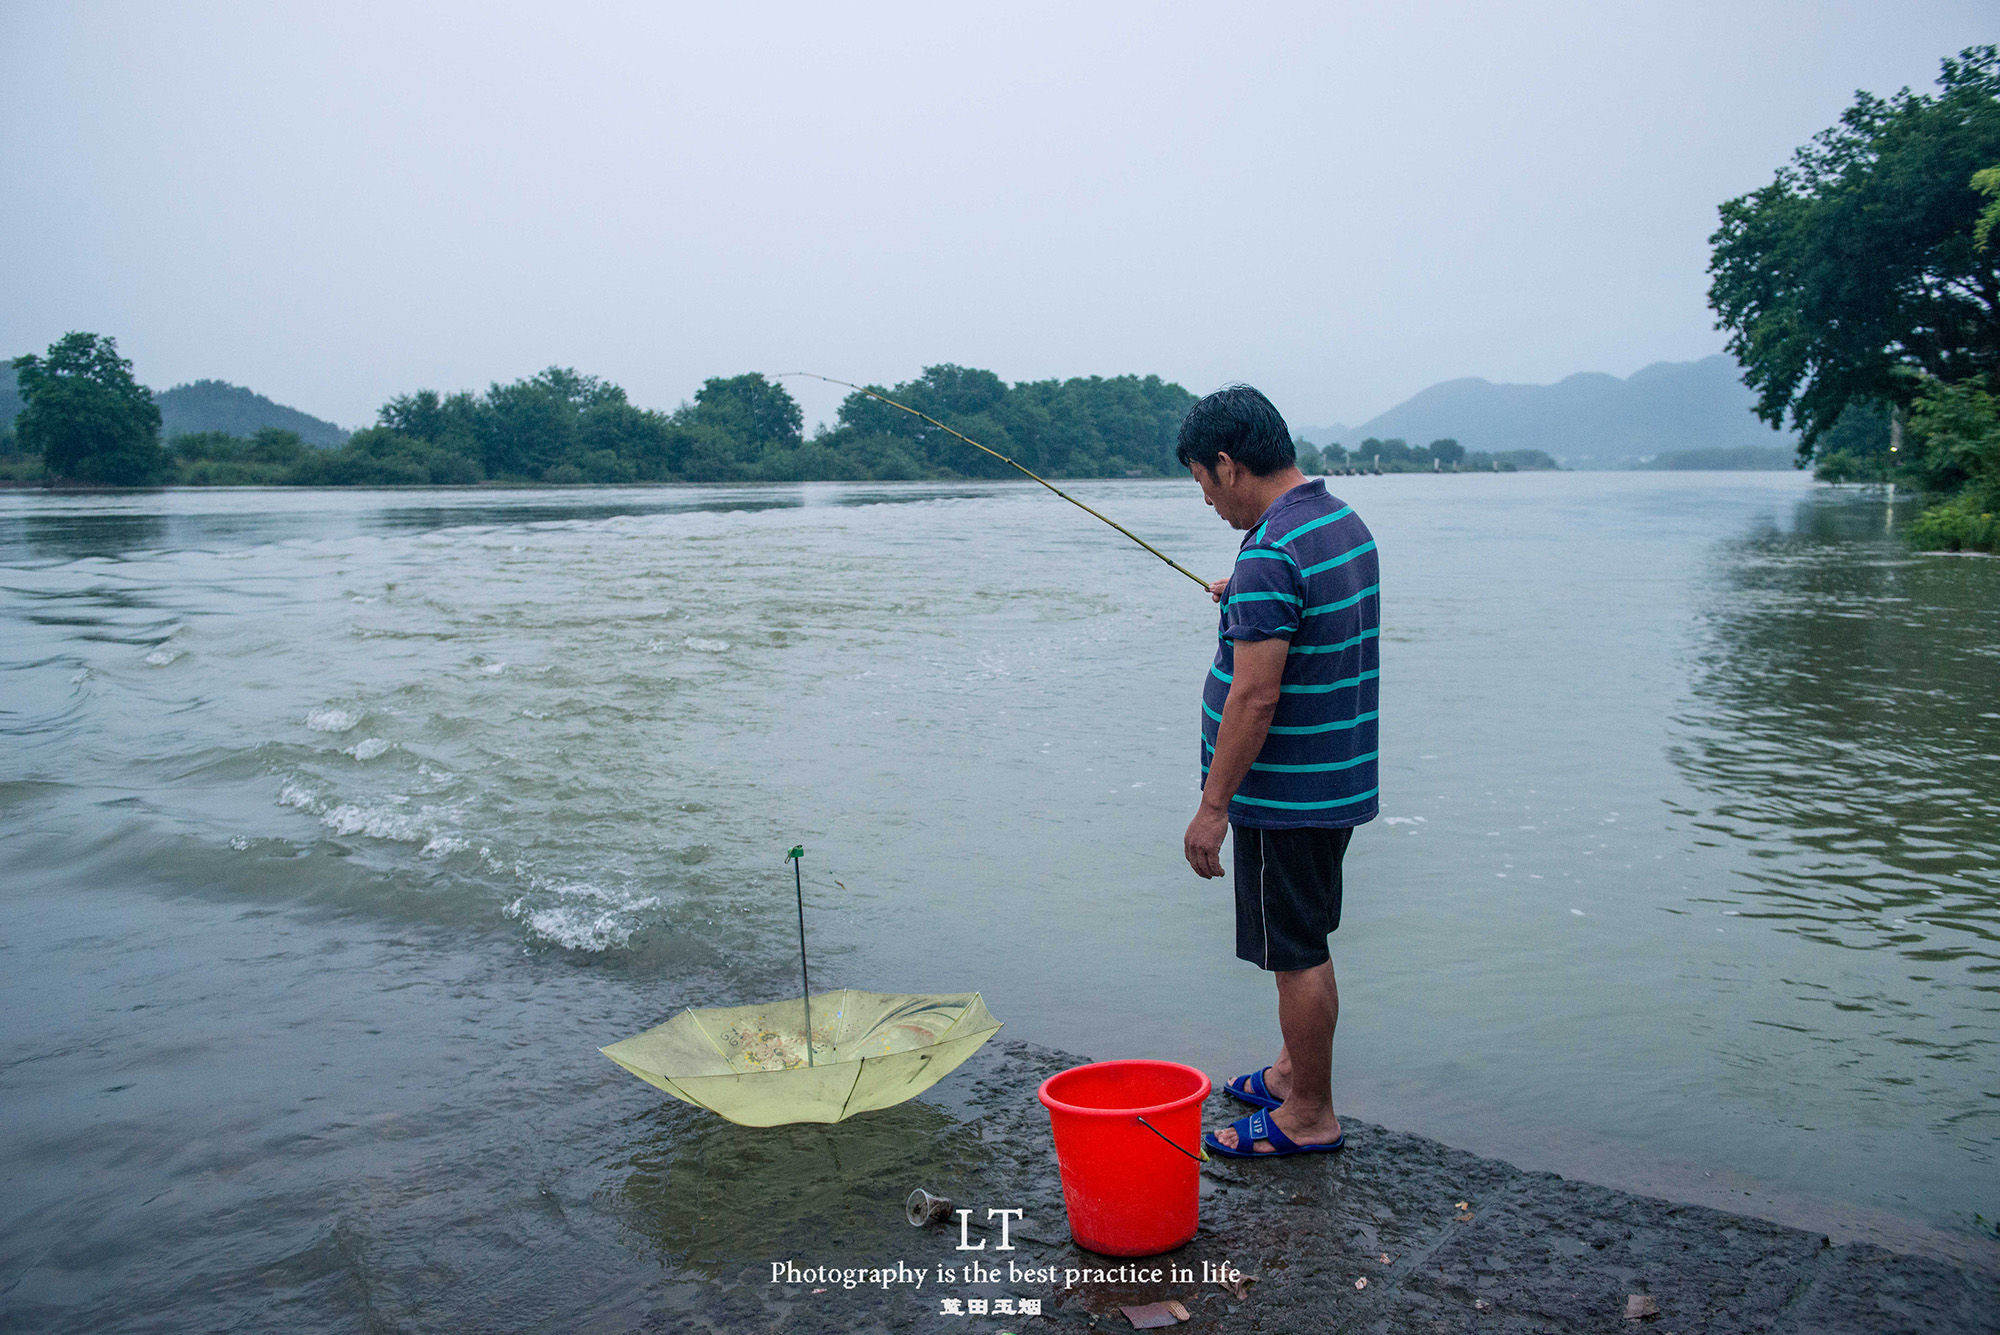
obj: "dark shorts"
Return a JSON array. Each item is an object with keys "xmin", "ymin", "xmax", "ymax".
[{"xmin": 1233, "ymin": 823, "xmax": 1354, "ymax": 972}]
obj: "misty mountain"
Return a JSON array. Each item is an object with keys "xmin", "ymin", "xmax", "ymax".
[
  {"xmin": 1334, "ymin": 355, "xmax": 1793, "ymax": 465},
  {"xmin": 155, "ymin": 380, "xmax": 348, "ymax": 447},
  {"xmin": 1293, "ymin": 420, "xmax": 1349, "ymax": 446}
]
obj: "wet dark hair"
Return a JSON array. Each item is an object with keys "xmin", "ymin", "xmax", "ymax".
[{"xmin": 1174, "ymin": 385, "xmax": 1296, "ymax": 476}]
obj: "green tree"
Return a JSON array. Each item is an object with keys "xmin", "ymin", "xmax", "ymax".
[
  {"xmin": 168, "ymin": 427, "xmax": 309, "ymax": 485},
  {"xmin": 12, "ymin": 332, "xmax": 167, "ymax": 485},
  {"xmin": 1808, "ymin": 401, "xmax": 1895, "ymax": 481},
  {"xmin": 1973, "ymin": 164, "xmax": 2000, "ymax": 251},
  {"xmin": 1428, "ymin": 438, "xmax": 1465, "ymax": 468},
  {"xmin": 683, "ymin": 373, "xmax": 803, "ymax": 450},
  {"xmin": 1903, "ymin": 377, "xmax": 2000, "ymax": 550},
  {"xmin": 1708, "ymin": 47, "xmax": 2000, "ymax": 454}
]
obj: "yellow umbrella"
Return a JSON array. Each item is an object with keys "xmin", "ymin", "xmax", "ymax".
[
  {"xmin": 601, "ymin": 847, "xmax": 1001, "ymax": 1125},
  {"xmin": 601, "ymin": 989, "xmax": 1002, "ymax": 1126}
]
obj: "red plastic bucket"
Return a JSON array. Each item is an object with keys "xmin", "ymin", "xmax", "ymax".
[{"xmin": 1036, "ymin": 1059, "xmax": 1211, "ymax": 1257}]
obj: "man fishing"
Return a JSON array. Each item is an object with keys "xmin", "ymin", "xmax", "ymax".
[{"xmin": 1177, "ymin": 385, "xmax": 1380, "ymax": 1159}]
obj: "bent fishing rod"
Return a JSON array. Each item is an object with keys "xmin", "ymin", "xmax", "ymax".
[{"xmin": 774, "ymin": 372, "xmax": 1210, "ymax": 590}]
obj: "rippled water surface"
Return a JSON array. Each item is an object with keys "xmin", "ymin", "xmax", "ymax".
[{"xmin": 2, "ymin": 475, "xmax": 1996, "ymax": 1328}]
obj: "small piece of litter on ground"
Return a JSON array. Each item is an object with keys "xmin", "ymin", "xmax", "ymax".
[
  {"xmin": 1354, "ymin": 1277, "xmax": 1368, "ymax": 1290},
  {"xmin": 1626, "ymin": 1294, "xmax": 1660, "ymax": 1320},
  {"xmin": 1456, "ymin": 1211, "xmax": 1475, "ymax": 1223},
  {"xmin": 1475, "ymin": 1298, "xmax": 1491, "ymax": 1311},
  {"xmin": 1379, "ymin": 1253, "xmax": 1391, "ymax": 1265},
  {"xmin": 1120, "ymin": 1301, "xmax": 1188, "ymax": 1329},
  {"xmin": 1456, "ymin": 1201, "xmax": 1470, "ymax": 1210},
  {"xmin": 1217, "ymin": 1274, "xmax": 1255, "ymax": 1300}
]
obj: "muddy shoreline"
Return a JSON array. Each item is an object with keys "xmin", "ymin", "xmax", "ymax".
[{"xmin": 654, "ymin": 1041, "xmax": 1997, "ymax": 1334}]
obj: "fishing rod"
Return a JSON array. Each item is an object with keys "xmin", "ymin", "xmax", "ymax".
[{"xmin": 774, "ymin": 372, "xmax": 1209, "ymax": 590}]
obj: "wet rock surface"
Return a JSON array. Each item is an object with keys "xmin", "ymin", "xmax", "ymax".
[{"xmin": 643, "ymin": 1042, "xmax": 1999, "ymax": 1333}]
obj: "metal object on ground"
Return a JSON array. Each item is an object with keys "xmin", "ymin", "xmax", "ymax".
[{"xmin": 906, "ymin": 1188, "xmax": 954, "ymax": 1227}]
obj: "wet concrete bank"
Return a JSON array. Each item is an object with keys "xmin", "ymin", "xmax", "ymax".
[{"xmin": 653, "ymin": 1042, "xmax": 1998, "ymax": 1334}]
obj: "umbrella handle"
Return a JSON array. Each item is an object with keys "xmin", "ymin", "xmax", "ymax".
[
  {"xmin": 1135, "ymin": 1115, "xmax": 1210, "ymax": 1163},
  {"xmin": 786, "ymin": 844, "xmax": 812, "ymax": 1067}
]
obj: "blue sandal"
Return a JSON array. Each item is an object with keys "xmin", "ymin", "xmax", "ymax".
[
  {"xmin": 1223, "ymin": 1066, "xmax": 1283, "ymax": 1110},
  {"xmin": 1203, "ymin": 1110, "xmax": 1345, "ymax": 1159}
]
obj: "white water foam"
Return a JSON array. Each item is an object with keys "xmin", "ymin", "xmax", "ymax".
[
  {"xmin": 346, "ymin": 738, "xmax": 392, "ymax": 760},
  {"xmin": 305, "ymin": 707, "xmax": 361, "ymax": 734},
  {"xmin": 321, "ymin": 802, "xmax": 426, "ymax": 842},
  {"xmin": 143, "ymin": 647, "xmax": 182, "ymax": 666},
  {"xmin": 280, "ymin": 779, "xmax": 463, "ymax": 852},
  {"xmin": 484, "ymin": 848, "xmax": 660, "ymax": 951},
  {"xmin": 684, "ymin": 637, "xmax": 731, "ymax": 652},
  {"xmin": 420, "ymin": 834, "xmax": 468, "ymax": 859},
  {"xmin": 503, "ymin": 879, "xmax": 661, "ymax": 952},
  {"xmin": 320, "ymin": 799, "xmax": 465, "ymax": 847},
  {"xmin": 273, "ymin": 767, "xmax": 649, "ymax": 950}
]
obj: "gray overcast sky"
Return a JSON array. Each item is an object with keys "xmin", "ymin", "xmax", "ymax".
[{"xmin": 3, "ymin": 2, "xmax": 1993, "ymax": 433}]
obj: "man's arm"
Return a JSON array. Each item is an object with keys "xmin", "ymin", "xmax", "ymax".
[{"xmin": 1185, "ymin": 636, "xmax": 1288, "ymax": 878}]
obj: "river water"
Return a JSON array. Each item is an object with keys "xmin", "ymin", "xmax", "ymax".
[{"xmin": 1, "ymin": 472, "xmax": 1995, "ymax": 1328}]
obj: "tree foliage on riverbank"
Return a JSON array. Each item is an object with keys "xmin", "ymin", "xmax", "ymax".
[
  {"xmin": 1300, "ymin": 435, "xmax": 1558, "ymax": 473},
  {"xmin": 2, "ymin": 356, "xmax": 1212, "ymax": 487},
  {"xmin": 10, "ymin": 334, "xmax": 168, "ymax": 485},
  {"xmin": 2, "ymin": 339, "xmax": 1569, "ymax": 490},
  {"xmin": 1708, "ymin": 46, "xmax": 2000, "ymax": 550},
  {"xmin": 96, "ymin": 364, "xmax": 1197, "ymax": 487}
]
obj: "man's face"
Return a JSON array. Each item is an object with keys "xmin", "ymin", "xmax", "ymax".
[{"xmin": 1189, "ymin": 458, "xmax": 1253, "ymax": 529}]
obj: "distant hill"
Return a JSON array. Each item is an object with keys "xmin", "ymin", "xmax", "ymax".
[
  {"xmin": 1337, "ymin": 355, "xmax": 1794, "ymax": 466},
  {"xmin": 1293, "ymin": 421, "xmax": 1349, "ymax": 446},
  {"xmin": 2, "ymin": 366, "xmax": 348, "ymax": 448},
  {"xmin": 155, "ymin": 380, "xmax": 348, "ymax": 447}
]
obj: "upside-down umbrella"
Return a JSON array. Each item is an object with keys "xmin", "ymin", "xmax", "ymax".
[
  {"xmin": 601, "ymin": 988, "xmax": 1002, "ymax": 1126},
  {"xmin": 600, "ymin": 847, "xmax": 1002, "ymax": 1126}
]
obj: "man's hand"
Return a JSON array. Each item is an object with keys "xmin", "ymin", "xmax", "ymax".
[
  {"xmin": 1184, "ymin": 803, "xmax": 1229, "ymax": 878},
  {"xmin": 1207, "ymin": 578, "xmax": 1229, "ymax": 604}
]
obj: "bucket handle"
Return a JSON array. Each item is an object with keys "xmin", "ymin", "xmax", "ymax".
[{"xmin": 1135, "ymin": 1115, "xmax": 1210, "ymax": 1163}]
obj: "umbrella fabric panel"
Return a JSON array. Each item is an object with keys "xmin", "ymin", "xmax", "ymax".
[
  {"xmin": 674, "ymin": 1063, "xmax": 867, "ymax": 1126},
  {"xmin": 842, "ymin": 1030, "xmax": 1003, "ymax": 1119}
]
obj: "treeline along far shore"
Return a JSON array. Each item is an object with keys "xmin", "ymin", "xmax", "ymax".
[{"xmin": 0, "ymin": 345, "xmax": 1556, "ymax": 490}]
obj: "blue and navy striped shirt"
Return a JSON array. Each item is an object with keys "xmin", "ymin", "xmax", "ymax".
[{"xmin": 1200, "ymin": 479, "xmax": 1380, "ymax": 829}]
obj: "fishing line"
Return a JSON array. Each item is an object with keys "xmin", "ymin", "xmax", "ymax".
[{"xmin": 774, "ymin": 372, "xmax": 1210, "ymax": 589}]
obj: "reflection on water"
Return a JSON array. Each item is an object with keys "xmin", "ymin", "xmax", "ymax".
[
  {"xmin": 10, "ymin": 510, "xmax": 171, "ymax": 563},
  {"xmin": 615, "ymin": 1095, "xmax": 985, "ymax": 1275},
  {"xmin": 1661, "ymin": 487, "xmax": 2000, "ymax": 1145},
  {"xmin": 0, "ymin": 483, "xmax": 1011, "ymax": 565},
  {"xmin": 1671, "ymin": 491, "xmax": 2000, "ymax": 966}
]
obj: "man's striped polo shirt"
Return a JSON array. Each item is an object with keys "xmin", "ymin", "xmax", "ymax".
[{"xmin": 1200, "ymin": 477, "xmax": 1380, "ymax": 829}]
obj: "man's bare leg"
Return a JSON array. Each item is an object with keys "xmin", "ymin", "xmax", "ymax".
[
  {"xmin": 1263, "ymin": 1042, "xmax": 1294, "ymax": 1101},
  {"xmin": 1215, "ymin": 961, "xmax": 1342, "ymax": 1151}
]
